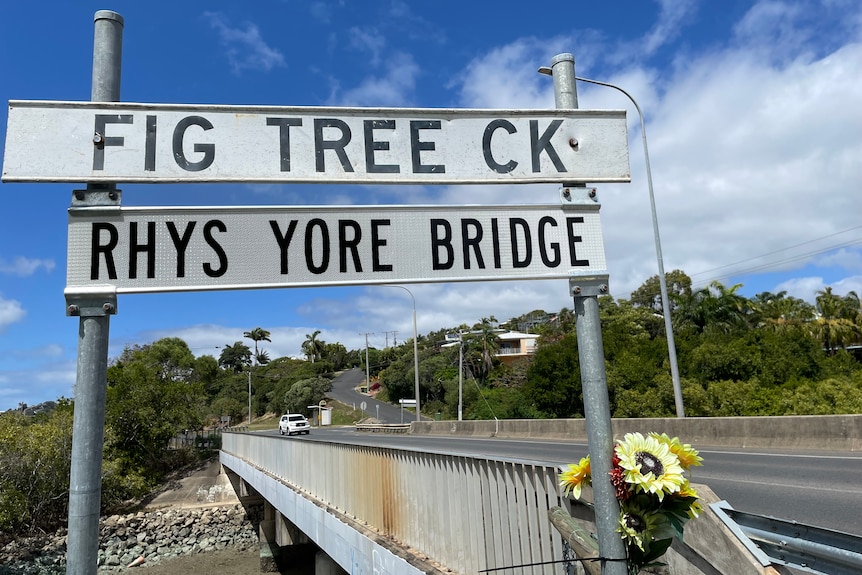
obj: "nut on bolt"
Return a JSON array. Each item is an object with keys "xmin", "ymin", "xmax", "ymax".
[
  {"xmin": 572, "ymin": 286, "xmax": 581, "ymax": 295},
  {"xmin": 600, "ymin": 284, "xmax": 609, "ymax": 293},
  {"xmin": 67, "ymin": 304, "xmax": 80, "ymax": 315},
  {"xmin": 569, "ymin": 138, "xmax": 578, "ymax": 149},
  {"xmin": 93, "ymin": 132, "xmax": 104, "ymax": 145},
  {"xmin": 103, "ymin": 302, "xmax": 115, "ymax": 313}
]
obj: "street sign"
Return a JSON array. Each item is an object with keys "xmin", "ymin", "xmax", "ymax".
[
  {"xmin": 4, "ymin": 100, "xmax": 630, "ymax": 184},
  {"xmin": 66, "ymin": 203, "xmax": 607, "ymax": 293}
]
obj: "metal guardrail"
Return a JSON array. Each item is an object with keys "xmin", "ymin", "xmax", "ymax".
[
  {"xmin": 222, "ymin": 432, "xmax": 566, "ymax": 575},
  {"xmin": 711, "ymin": 501, "xmax": 862, "ymax": 575}
]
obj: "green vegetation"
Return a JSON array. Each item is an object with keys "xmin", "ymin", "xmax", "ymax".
[{"xmin": 2, "ymin": 272, "xmax": 860, "ymax": 537}]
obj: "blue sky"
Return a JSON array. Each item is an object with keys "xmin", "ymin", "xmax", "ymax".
[{"xmin": 1, "ymin": 0, "xmax": 860, "ymax": 410}]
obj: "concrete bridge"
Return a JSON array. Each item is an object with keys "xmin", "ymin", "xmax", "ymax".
[{"xmin": 220, "ymin": 415, "xmax": 862, "ymax": 574}]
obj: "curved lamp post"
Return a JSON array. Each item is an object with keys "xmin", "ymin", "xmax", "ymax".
[
  {"xmin": 538, "ymin": 66, "xmax": 685, "ymax": 418},
  {"xmin": 385, "ymin": 285, "xmax": 421, "ymax": 422}
]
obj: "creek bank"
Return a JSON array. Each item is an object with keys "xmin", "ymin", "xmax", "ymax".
[{"xmin": 0, "ymin": 504, "xmax": 261, "ymax": 574}]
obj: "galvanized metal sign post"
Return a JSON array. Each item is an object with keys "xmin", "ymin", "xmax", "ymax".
[
  {"xmin": 546, "ymin": 53, "xmax": 628, "ymax": 574},
  {"xmin": 64, "ymin": 11, "xmax": 123, "ymax": 575}
]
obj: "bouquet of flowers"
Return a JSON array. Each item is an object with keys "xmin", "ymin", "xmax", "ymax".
[{"xmin": 559, "ymin": 432, "xmax": 703, "ymax": 574}]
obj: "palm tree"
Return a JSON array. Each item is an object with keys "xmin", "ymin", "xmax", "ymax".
[
  {"xmin": 243, "ymin": 327, "xmax": 272, "ymax": 366},
  {"xmin": 751, "ymin": 291, "xmax": 815, "ymax": 332},
  {"xmin": 302, "ymin": 330, "xmax": 324, "ymax": 363},
  {"xmin": 814, "ymin": 287, "xmax": 858, "ymax": 353},
  {"xmin": 673, "ymin": 280, "xmax": 748, "ymax": 334},
  {"xmin": 218, "ymin": 341, "xmax": 252, "ymax": 373}
]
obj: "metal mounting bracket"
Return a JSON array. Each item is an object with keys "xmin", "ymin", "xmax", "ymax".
[
  {"xmin": 569, "ymin": 272, "xmax": 610, "ymax": 298},
  {"xmin": 65, "ymin": 285, "xmax": 118, "ymax": 317},
  {"xmin": 560, "ymin": 185, "xmax": 599, "ymax": 206},
  {"xmin": 71, "ymin": 187, "xmax": 122, "ymax": 207}
]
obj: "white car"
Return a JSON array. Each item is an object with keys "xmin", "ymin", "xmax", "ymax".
[{"xmin": 279, "ymin": 413, "xmax": 310, "ymax": 435}]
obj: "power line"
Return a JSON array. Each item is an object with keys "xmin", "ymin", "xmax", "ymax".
[{"xmin": 688, "ymin": 226, "xmax": 862, "ymax": 289}]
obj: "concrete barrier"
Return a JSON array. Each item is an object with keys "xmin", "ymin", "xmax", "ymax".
[{"xmin": 410, "ymin": 415, "xmax": 862, "ymax": 451}]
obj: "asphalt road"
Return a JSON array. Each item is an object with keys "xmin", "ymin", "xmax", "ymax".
[
  {"xmin": 328, "ymin": 367, "xmax": 422, "ymax": 424},
  {"xmin": 310, "ymin": 369, "xmax": 862, "ymax": 537}
]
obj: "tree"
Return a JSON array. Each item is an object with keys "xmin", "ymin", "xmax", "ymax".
[
  {"xmin": 105, "ymin": 339, "xmax": 206, "ymax": 480},
  {"xmin": 673, "ymin": 280, "xmax": 749, "ymax": 335},
  {"xmin": 0, "ymin": 403, "xmax": 74, "ymax": 533},
  {"xmin": 282, "ymin": 376, "xmax": 331, "ymax": 414},
  {"xmin": 244, "ymin": 327, "xmax": 272, "ymax": 366},
  {"xmin": 302, "ymin": 330, "xmax": 324, "ymax": 363},
  {"xmin": 219, "ymin": 341, "xmax": 252, "ymax": 372},
  {"xmin": 750, "ymin": 291, "xmax": 815, "ymax": 331},
  {"xmin": 463, "ymin": 316, "xmax": 500, "ymax": 384},
  {"xmin": 630, "ymin": 269, "xmax": 692, "ymax": 313},
  {"xmin": 814, "ymin": 287, "xmax": 859, "ymax": 353}
]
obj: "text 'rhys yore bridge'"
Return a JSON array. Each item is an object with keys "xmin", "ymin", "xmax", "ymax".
[{"xmin": 66, "ymin": 205, "xmax": 608, "ymax": 292}]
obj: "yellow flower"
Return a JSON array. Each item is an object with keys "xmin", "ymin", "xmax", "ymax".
[
  {"xmin": 617, "ymin": 501, "xmax": 667, "ymax": 552},
  {"xmin": 559, "ymin": 456, "xmax": 591, "ymax": 499},
  {"xmin": 649, "ymin": 432, "xmax": 703, "ymax": 470},
  {"xmin": 616, "ymin": 432, "xmax": 685, "ymax": 501}
]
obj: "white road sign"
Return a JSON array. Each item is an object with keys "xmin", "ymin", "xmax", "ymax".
[
  {"xmin": 4, "ymin": 100, "xmax": 630, "ymax": 184},
  {"xmin": 66, "ymin": 204, "xmax": 607, "ymax": 293}
]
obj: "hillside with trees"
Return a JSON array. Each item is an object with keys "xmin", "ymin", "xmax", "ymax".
[{"xmin": 1, "ymin": 272, "xmax": 860, "ymax": 536}]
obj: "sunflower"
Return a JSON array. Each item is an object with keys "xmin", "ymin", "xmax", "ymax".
[
  {"xmin": 559, "ymin": 456, "xmax": 591, "ymax": 499},
  {"xmin": 617, "ymin": 500, "xmax": 668, "ymax": 552},
  {"xmin": 616, "ymin": 432, "xmax": 685, "ymax": 501},
  {"xmin": 649, "ymin": 432, "xmax": 703, "ymax": 470}
]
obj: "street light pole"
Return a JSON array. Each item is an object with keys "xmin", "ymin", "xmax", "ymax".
[
  {"xmin": 458, "ymin": 331, "xmax": 463, "ymax": 422},
  {"xmin": 543, "ymin": 69, "xmax": 685, "ymax": 418},
  {"xmin": 247, "ymin": 369, "xmax": 252, "ymax": 425},
  {"xmin": 385, "ymin": 285, "xmax": 421, "ymax": 422}
]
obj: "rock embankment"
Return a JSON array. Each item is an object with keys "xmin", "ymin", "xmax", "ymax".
[{"xmin": 0, "ymin": 504, "xmax": 261, "ymax": 574}]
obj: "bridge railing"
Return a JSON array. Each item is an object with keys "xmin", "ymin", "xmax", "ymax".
[{"xmin": 222, "ymin": 432, "xmax": 567, "ymax": 575}]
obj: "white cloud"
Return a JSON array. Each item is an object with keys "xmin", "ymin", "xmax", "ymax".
[
  {"xmin": 0, "ymin": 256, "xmax": 55, "ymax": 276},
  {"xmin": 204, "ymin": 12, "xmax": 286, "ymax": 75},
  {"xmin": 348, "ymin": 27, "xmax": 386, "ymax": 66},
  {"xmin": 450, "ymin": 5, "xmax": 862, "ymax": 303},
  {"xmin": 0, "ymin": 295, "xmax": 25, "ymax": 331},
  {"xmin": 331, "ymin": 52, "xmax": 420, "ymax": 106}
]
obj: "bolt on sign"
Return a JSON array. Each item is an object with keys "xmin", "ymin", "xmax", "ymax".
[
  {"xmin": 65, "ymin": 204, "xmax": 607, "ymax": 293},
  {"xmin": 3, "ymin": 100, "xmax": 630, "ymax": 184}
]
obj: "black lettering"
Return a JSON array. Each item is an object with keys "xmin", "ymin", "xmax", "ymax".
[
  {"xmin": 538, "ymin": 216, "xmax": 561, "ymax": 267},
  {"xmin": 90, "ymin": 222, "xmax": 118, "ymax": 280},
  {"xmin": 314, "ymin": 119, "xmax": 353, "ymax": 172},
  {"xmin": 510, "ymin": 218, "xmax": 532, "ymax": 268},
  {"xmin": 93, "ymin": 114, "xmax": 133, "ymax": 170},
  {"xmin": 482, "ymin": 119, "xmax": 517, "ymax": 173},
  {"xmin": 370, "ymin": 219, "xmax": 393, "ymax": 272},
  {"xmin": 430, "ymin": 219, "xmax": 454, "ymax": 270},
  {"xmin": 202, "ymin": 220, "xmax": 228, "ymax": 277},
  {"xmin": 305, "ymin": 218, "xmax": 330, "ymax": 274},
  {"xmin": 339, "ymin": 220, "xmax": 362, "ymax": 272},
  {"xmin": 173, "ymin": 116, "xmax": 215, "ymax": 172},
  {"xmin": 166, "ymin": 221, "xmax": 196, "ymax": 278},
  {"xmin": 129, "ymin": 221, "xmax": 156, "ymax": 279},
  {"xmin": 491, "ymin": 218, "xmax": 502, "ymax": 269},
  {"xmin": 270, "ymin": 220, "xmax": 299, "ymax": 274},
  {"xmin": 266, "ymin": 117, "xmax": 303, "ymax": 171},
  {"xmin": 461, "ymin": 219, "xmax": 485, "ymax": 269},
  {"xmin": 410, "ymin": 120, "xmax": 444, "ymax": 174},
  {"xmin": 530, "ymin": 119, "xmax": 565, "ymax": 173},
  {"xmin": 144, "ymin": 115, "xmax": 157, "ymax": 171},
  {"xmin": 566, "ymin": 216, "xmax": 589, "ymax": 266},
  {"xmin": 364, "ymin": 120, "xmax": 399, "ymax": 173}
]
